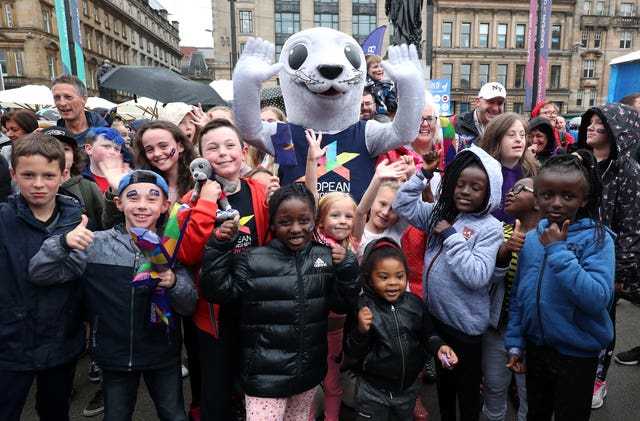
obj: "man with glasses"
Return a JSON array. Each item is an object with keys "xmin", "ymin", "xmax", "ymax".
[
  {"xmin": 360, "ymin": 88, "xmax": 391, "ymax": 123},
  {"xmin": 453, "ymin": 82, "xmax": 507, "ymax": 144},
  {"xmin": 531, "ymin": 100, "xmax": 575, "ymax": 148}
]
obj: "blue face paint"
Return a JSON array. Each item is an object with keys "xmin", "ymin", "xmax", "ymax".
[
  {"xmin": 126, "ymin": 189, "xmax": 138, "ymax": 198},
  {"xmin": 595, "ymin": 128, "xmax": 607, "ymax": 134},
  {"xmin": 169, "ymin": 148, "xmax": 176, "ymax": 157},
  {"xmin": 149, "ymin": 188, "xmax": 161, "ymax": 197}
]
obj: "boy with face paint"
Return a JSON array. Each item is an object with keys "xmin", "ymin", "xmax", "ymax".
[{"xmin": 29, "ymin": 169, "xmax": 198, "ymax": 421}]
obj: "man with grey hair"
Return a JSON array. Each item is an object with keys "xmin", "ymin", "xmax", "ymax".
[
  {"xmin": 52, "ymin": 74, "xmax": 108, "ymax": 147},
  {"xmin": 453, "ymin": 82, "xmax": 507, "ymax": 144}
]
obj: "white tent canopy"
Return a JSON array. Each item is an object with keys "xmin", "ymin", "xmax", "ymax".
[{"xmin": 0, "ymin": 84, "xmax": 54, "ymax": 110}]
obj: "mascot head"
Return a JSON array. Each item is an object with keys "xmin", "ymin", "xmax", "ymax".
[{"xmin": 279, "ymin": 27, "xmax": 366, "ymax": 131}]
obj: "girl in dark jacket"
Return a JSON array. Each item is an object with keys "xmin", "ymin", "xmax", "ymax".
[
  {"xmin": 199, "ymin": 183, "xmax": 360, "ymax": 421},
  {"xmin": 343, "ymin": 237, "xmax": 457, "ymax": 420}
]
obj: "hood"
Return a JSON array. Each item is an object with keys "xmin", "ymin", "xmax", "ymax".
[
  {"xmin": 528, "ymin": 116, "xmax": 557, "ymax": 156},
  {"xmin": 459, "ymin": 145, "xmax": 503, "ymax": 216},
  {"xmin": 358, "ymin": 237, "xmax": 407, "ymax": 304},
  {"xmin": 578, "ymin": 103, "xmax": 640, "ymax": 161}
]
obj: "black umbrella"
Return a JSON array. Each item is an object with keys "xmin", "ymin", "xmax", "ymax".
[
  {"xmin": 99, "ymin": 66, "xmax": 225, "ymax": 106},
  {"xmin": 260, "ymin": 86, "xmax": 284, "ymax": 111}
]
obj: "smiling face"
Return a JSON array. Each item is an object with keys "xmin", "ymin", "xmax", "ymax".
[
  {"xmin": 200, "ymin": 126, "xmax": 248, "ymax": 184},
  {"xmin": 504, "ymin": 177, "xmax": 536, "ymax": 219},
  {"xmin": 141, "ymin": 128, "xmax": 184, "ymax": 174},
  {"xmin": 115, "ymin": 182, "xmax": 171, "ymax": 232},
  {"xmin": 528, "ymin": 129, "xmax": 548, "ymax": 155},
  {"xmin": 476, "ymin": 97, "xmax": 505, "ymax": 127},
  {"xmin": 534, "ymin": 170, "xmax": 588, "ymax": 226},
  {"xmin": 499, "ymin": 120, "xmax": 526, "ymax": 166},
  {"xmin": 368, "ymin": 61, "xmax": 384, "ymax": 81},
  {"xmin": 360, "ymin": 93, "xmax": 377, "ymax": 121},
  {"xmin": 52, "ymin": 82, "xmax": 87, "ymax": 124},
  {"xmin": 369, "ymin": 257, "xmax": 407, "ymax": 303},
  {"xmin": 454, "ymin": 165, "xmax": 489, "ymax": 213},
  {"xmin": 318, "ymin": 199, "xmax": 356, "ymax": 242},
  {"xmin": 4, "ymin": 119, "xmax": 28, "ymax": 141},
  {"xmin": 367, "ymin": 185, "xmax": 399, "ymax": 233},
  {"xmin": 413, "ymin": 103, "xmax": 436, "ymax": 153},
  {"xmin": 271, "ymin": 198, "xmax": 315, "ymax": 251}
]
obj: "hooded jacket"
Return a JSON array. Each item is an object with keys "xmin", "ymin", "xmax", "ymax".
[
  {"xmin": 577, "ymin": 103, "xmax": 640, "ymax": 301},
  {"xmin": 530, "ymin": 102, "xmax": 575, "ymax": 148},
  {"xmin": 529, "ymin": 116, "xmax": 565, "ymax": 165},
  {"xmin": 343, "ymin": 237, "xmax": 445, "ymax": 393},
  {"xmin": 505, "ymin": 218, "xmax": 615, "ymax": 357},
  {"xmin": 393, "ymin": 146, "xmax": 504, "ymax": 336},
  {"xmin": 198, "ymin": 235, "xmax": 360, "ymax": 398}
]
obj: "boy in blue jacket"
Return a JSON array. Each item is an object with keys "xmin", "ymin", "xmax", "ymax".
[{"xmin": 29, "ymin": 170, "xmax": 197, "ymax": 421}]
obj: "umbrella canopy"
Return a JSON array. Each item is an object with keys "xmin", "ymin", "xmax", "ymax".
[
  {"xmin": 100, "ymin": 66, "xmax": 225, "ymax": 106},
  {"xmin": 569, "ymin": 116, "xmax": 581, "ymax": 128},
  {"xmin": 260, "ymin": 85, "xmax": 284, "ymax": 111},
  {"xmin": 117, "ymin": 97, "xmax": 163, "ymax": 120},
  {"xmin": 86, "ymin": 96, "xmax": 116, "ymax": 110},
  {"xmin": 0, "ymin": 84, "xmax": 54, "ymax": 110},
  {"xmin": 209, "ymin": 80, "xmax": 234, "ymax": 102}
]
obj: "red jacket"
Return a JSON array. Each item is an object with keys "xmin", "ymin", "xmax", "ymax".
[{"xmin": 177, "ymin": 178, "xmax": 270, "ymax": 337}]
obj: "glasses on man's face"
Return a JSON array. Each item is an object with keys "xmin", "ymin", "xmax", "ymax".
[
  {"xmin": 508, "ymin": 184, "xmax": 534, "ymax": 195},
  {"xmin": 421, "ymin": 116, "xmax": 437, "ymax": 124},
  {"xmin": 539, "ymin": 110, "xmax": 558, "ymax": 117},
  {"xmin": 361, "ymin": 101, "xmax": 375, "ymax": 107}
]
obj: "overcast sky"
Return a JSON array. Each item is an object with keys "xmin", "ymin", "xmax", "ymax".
[{"xmin": 158, "ymin": 0, "xmax": 214, "ymax": 47}]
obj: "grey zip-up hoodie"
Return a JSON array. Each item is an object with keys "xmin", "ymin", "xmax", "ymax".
[{"xmin": 394, "ymin": 146, "xmax": 504, "ymax": 336}]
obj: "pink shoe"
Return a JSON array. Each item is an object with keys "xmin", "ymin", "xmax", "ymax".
[
  {"xmin": 413, "ymin": 395, "xmax": 429, "ymax": 421},
  {"xmin": 189, "ymin": 406, "xmax": 201, "ymax": 421}
]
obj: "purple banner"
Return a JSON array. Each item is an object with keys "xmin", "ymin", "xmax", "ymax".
[
  {"xmin": 536, "ymin": 0, "xmax": 553, "ymax": 105},
  {"xmin": 361, "ymin": 25, "xmax": 387, "ymax": 56},
  {"xmin": 524, "ymin": 0, "xmax": 538, "ymax": 111}
]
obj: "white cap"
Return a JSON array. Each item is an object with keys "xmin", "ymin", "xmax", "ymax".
[
  {"xmin": 157, "ymin": 102, "xmax": 192, "ymax": 126},
  {"xmin": 478, "ymin": 82, "xmax": 506, "ymax": 100}
]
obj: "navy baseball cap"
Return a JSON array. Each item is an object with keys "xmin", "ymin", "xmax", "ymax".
[{"xmin": 117, "ymin": 170, "xmax": 169, "ymax": 198}]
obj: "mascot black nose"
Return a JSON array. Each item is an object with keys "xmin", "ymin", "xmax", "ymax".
[{"xmin": 317, "ymin": 65, "xmax": 343, "ymax": 80}]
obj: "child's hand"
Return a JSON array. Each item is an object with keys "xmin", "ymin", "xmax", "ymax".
[
  {"xmin": 358, "ymin": 306, "xmax": 373, "ymax": 333},
  {"xmin": 265, "ymin": 176, "xmax": 280, "ymax": 203},
  {"xmin": 156, "ymin": 268, "xmax": 176, "ymax": 289},
  {"xmin": 422, "ymin": 150, "xmax": 441, "ymax": 173},
  {"xmin": 190, "ymin": 103, "xmax": 211, "ymax": 129},
  {"xmin": 199, "ymin": 180, "xmax": 222, "ymax": 203},
  {"xmin": 506, "ymin": 355, "xmax": 526, "ymax": 374},
  {"xmin": 213, "ymin": 215, "xmax": 240, "ymax": 241},
  {"xmin": 330, "ymin": 243, "xmax": 346, "ymax": 265},
  {"xmin": 437, "ymin": 345, "xmax": 458, "ymax": 370},
  {"xmin": 400, "ymin": 155, "xmax": 416, "ymax": 180},
  {"xmin": 504, "ymin": 219, "xmax": 526, "ymax": 253},
  {"xmin": 539, "ymin": 220, "xmax": 569, "ymax": 246},
  {"xmin": 305, "ymin": 129, "xmax": 327, "ymax": 161},
  {"xmin": 99, "ymin": 156, "xmax": 131, "ymax": 192},
  {"xmin": 433, "ymin": 220, "xmax": 451, "ymax": 235},
  {"xmin": 375, "ymin": 159, "xmax": 408, "ymax": 182},
  {"xmin": 65, "ymin": 215, "xmax": 95, "ymax": 250}
]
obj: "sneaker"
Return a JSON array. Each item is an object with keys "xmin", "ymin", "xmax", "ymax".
[
  {"xmin": 424, "ymin": 357, "xmax": 437, "ymax": 383},
  {"xmin": 614, "ymin": 346, "xmax": 640, "ymax": 365},
  {"xmin": 87, "ymin": 360, "xmax": 102, "ymax": 382},
  {"xmin": 592, "ymin": 379, "xmax": 607, "ymax": 409},
  {"xmin": 83, "ymin": 389, "xmax": 104, "ymax": 417},
  {"xmin": 181, "ymin": 364, "xmax": 189, "ymax": 378},
  {"xmin": 413, "ymin": 395, "xmax": 429, "ymax": 421}
]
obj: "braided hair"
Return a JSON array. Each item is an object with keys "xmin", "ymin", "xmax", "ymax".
[
  {"xmin": 426, "ymin": 151, "xmax": 486, "ymax": 248},
  {"xmin": 268, "ymin": 183, "xmax": 317, "ymax": 227}
]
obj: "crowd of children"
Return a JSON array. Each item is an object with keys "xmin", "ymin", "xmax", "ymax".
[{"xmin": 2, "ymin": 80, "xmax": 639, "ymax": 421}]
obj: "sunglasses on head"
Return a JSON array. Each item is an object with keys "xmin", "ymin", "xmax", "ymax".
[{"xmin": 508, "ymin": 184, "xmax": 534, "ymax": 195}]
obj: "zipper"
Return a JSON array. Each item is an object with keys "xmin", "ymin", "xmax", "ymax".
[
  {"xmin": 295, "ymin": 251, "xmax": 305, "ymax": 382},
  {"xmin": 208, "ymin": 303, "xmax": 219, "ymax": 338},
  {"xmin": 91, "ymin": 315, "xmax": 99, "ymax": 349},
  {"xmin": 535, "ymin": 254, "xmax": 547, "ymax": 345},
  {"xmin": 391, "ymin": 305, "xmax": 405, "ymax": 390},
  {"xmin": 129, "ymin": 251, "xmax": 140, "ymax": 368}
]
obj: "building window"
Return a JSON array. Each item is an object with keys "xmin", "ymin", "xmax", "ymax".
[
  {"xmin": 352, "ymin": 14, "xmax": 376, "ymax": 45},
  {"xmin": 0, "ymin": 51, "xmax": 7, "ymax": 76},
  {"xmin": 104, "ymin": 12, "xmax": 110, "ymax": 29},
  {"xmin": 85, "ymin": 27, "xmax": 92, "ymax": 49},
  {"xmin": 314, "ymin": 13, "xmax": 338, "ymax": 29},
  {"xmin": 550, "ymin": 65, "xmax": 561, "ymax": 90},
  {"xmin": 14, "ymin": 51, "xmax": 23, "ymax": 76},
  {"xmin": 442, "ymin": 22, "xmax": 452, "ymax": 48},
  {"xmin": 43, "ymin": 10, "xmax": 51, "ymax": 33},
  {"xmin": 47, "ymin": 56, "xmax": 55, "ymax": 80},
  {"xmin": 239, "ymin": 11, "xmax": 253, "ymax": 33},
  {"xmin": 577, "ymin": 89, "xmax": 584, "ymax": 106},
  {"xmin": 584, "ymin": 1, "xmax": 592, "ymax": 14},
  {"xmin": 478, "ymin": 64, "xmax": 490, "ymax": 86},
  {"xmin": 97, "ymin": 34, "xmax": 102, "ymax": 54},
  {"xmin": 82, "ymin": 0, "xmax": 88, "ymax": 16},
  {"xmin": 5, "ymin": 4, "xmax": 13, "ymax": 28},
  {"xmin": 275, "ymin": 13, "xmax": 300, "ymax": 35},
  {"xmin": 497, "ymin": 24, "xmax": 507, "ymax": 49},
  {"xmin": 515, "ymin": 64, "xmax": 525, "ymax": 88},
  {"xmin": 620, "ymin": 3, "xmax": 633, "ymax": 16},
  {"xmin": 497, "ymin": 64, "xmax": 507, "ymax": 86},
  {"xmin": 513, "ymin": 103, "xmax": 523, "ymax": 114},
  {"xmin": 460, "ymin": 103, "xmax": 470, "ymax": 113},
  {"xmin": 596, "ymin": 1, "xmax": 605, "ymax": 15},
  {"xmin": 460, "ymin": 63, "xmax": 471, "ymax": 89},
  {"xmin": 461, "ymin": 23, "xmax": 471, "ymax": 48},
  {"xmin": 123, "ymin": 25, "xmax": 128, "ymax": 39},
  {"xmin": 106, "ymin": 38, "xmax": 112, "ymax": 58},
  {"xmin": 479, "ymin": 23, "xmax": 489, "ymax": 48},
  {"xmin": 620, "ymin": 31, "xmax": 632, "ymax": 49},
  {"xmin": 442, "ymin": 63, "xmax": 453, "ymax": 81},
  {"xmin": 114, "ymin": 20, "xmax": 119, "ymax": 34},
  {"xmin": 589, "ymin": 89, "xmax": 597, "ymax": 106},
  {"xmin": 594, "ymin": 31, "xmax": 602, "ymax": 48},
  {"xmin": 516, "ymin": 24, "xmax": 526, "ymax": 48},
  {"xmin": 583, "ymin": 60, "xmax": 595, "ymax": 78},
  {"xmin": 551, "ymin": 25, "xmax": 561, "ymax": 50},
  {"xmin": 116, "ymin": 44, "xmax": 121, "ymax": 61},
  {"xmin": 581, "ymin": 31, "xmax": 589, "ymax": 48}
]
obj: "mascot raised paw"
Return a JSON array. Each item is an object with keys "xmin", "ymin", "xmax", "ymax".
[{"xmin": 233, "ymin": 27, "xmax": 425, "ymax": 202}]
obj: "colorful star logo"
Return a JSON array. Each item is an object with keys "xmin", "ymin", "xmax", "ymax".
[
  {"xmin": 296, "ymin": 141, "xmax": 359, "ymax": 182},
  {"xmin": 238, "ymin": 215, "xmax": 254, "ymax": 235}
]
